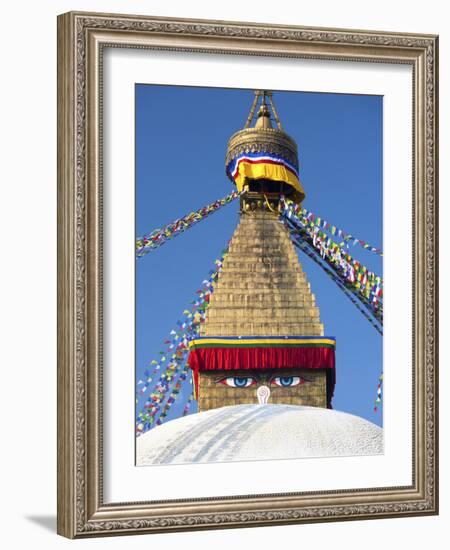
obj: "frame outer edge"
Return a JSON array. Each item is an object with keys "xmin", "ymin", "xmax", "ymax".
[
  {"xmin": 434, "ymin": 36, "xmax": 439, "ymax": 515},
  {"xmin": 429, "ymin": 35, "xmax": 439, "ymax": 514},
  {"xmin": 86, "ymin": 24, "xmax": 102, "ymax": 523},
  {"xmin": 57, "ymin": 12, "xmax": 77, "ymax": 539},
  {"xmin": 56, "ymin": 10, "xmax": 439, "ymax": 538}
]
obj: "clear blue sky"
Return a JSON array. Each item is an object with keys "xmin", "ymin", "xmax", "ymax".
[{"xmin": 135, "ymin": 84, "xmax": 383, "ymax": 427}]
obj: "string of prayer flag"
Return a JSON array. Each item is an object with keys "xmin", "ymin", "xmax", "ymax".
[
  {"xmin": 374, "ymin": 373, "xmax": 383, "ymax": 412},
  {"xmin": 298, "ymin": 205, "xmax": 383, "ymax": 256},
  {"xmin": 182, "ymin": 392, "xmax": 195, "ymax": 416},
  {"xmin": 281, "ymin": 198, "xmax": 383, "ymax": 320},
  {"xmin": 285, "ymin": 220, "xmax": 383, "ymax": 335},
  {"xmin": 136, "ymin": 244, "xmax": 230, "ymax": 435},
  {"xmin": 136, "ymin": 191, "xmax": 239, "ymax": 257}
]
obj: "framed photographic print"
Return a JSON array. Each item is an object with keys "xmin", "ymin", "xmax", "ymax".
[{"xmin": 57, "ymin": 11, "xmax": 439, "ymax": 538}]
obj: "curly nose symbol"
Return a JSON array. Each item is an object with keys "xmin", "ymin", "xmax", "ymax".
[{"xmin": 257, "ymin": 385, "xmax": 270, "ymax": 405}]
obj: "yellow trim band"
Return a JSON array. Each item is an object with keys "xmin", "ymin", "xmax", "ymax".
[{"xmin": 189, "ymin": 338, "xmax": 336, "ymax": 348}]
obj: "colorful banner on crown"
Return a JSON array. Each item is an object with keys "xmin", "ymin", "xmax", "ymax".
[
  {"xmin": 136, "ymin": 191, "xmax": 239, "ymax": 257},
  {"xmin": 226, "ymin": 151, "xmax": 305, "ymax": 203},
  {"xmin": 136, "ymin": 245, "xmax": 229, "ymax": 435}
]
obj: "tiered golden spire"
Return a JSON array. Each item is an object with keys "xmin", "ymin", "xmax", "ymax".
[{"xmin": 193, "ymin": 92, "xmax": 329, "ymax": 412}]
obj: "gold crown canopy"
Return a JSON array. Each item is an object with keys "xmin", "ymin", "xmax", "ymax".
[{"xmin": 225, "ymin": 91, "xmax": 305, "ymax": 204}]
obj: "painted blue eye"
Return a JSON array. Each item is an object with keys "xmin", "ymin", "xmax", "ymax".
[
  {"xmin": 234, "ymin": 377, "xmax": 250, "ymax": 387},
  {"xmin": 219, "ymin": 376, "xmax": 256, "ymax": 388},
  {"xmin": 271, "ymin": 376, "xmax": 304, "ymax": 387}
]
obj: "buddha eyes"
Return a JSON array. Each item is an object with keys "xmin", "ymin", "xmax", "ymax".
[
  {"xmin": 218, "ymin": 375, "xmax": 307, "ymax": 388},
  {"xmin": 219, "ymin": 376, "xmax": 256, "ymax": 388},
  {"xmin": 271, "ymin": 376, "xmax": 304, "ymax": 387}
]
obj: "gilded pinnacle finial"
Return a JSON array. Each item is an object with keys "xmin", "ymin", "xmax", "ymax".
[{"xmin": 255, "ymin": 103, "xmax": 272, "ymax": 129}]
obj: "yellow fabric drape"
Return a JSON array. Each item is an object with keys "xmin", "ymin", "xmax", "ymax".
[{"xmin": 233, "ymin": 160, "xmax": 305, "ymax": 203}]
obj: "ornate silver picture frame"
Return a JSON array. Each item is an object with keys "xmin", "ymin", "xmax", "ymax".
[{"xmin": 57, "ymin": 11, "xmax": 438, "ymax": 538}]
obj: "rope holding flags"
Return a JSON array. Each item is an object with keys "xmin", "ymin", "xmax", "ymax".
[
  {"xmin": 136, "ymin": 244, "xmax": 230, "ymax": 435},
  {"xmin": 295, "ymin": 205, "xmax": 383, "ymax": 256},
  {"xmin": 136, "ymin": 191, "xmax": 239, "ymax": 257},
  {"xmin": 155, "ymin": 364, "xmax": 191, "ymax": 426},
  {"xmin": 374, "ymin": 373, "xmax": 383, "ymax": 412},
  {"xmin": 281, "ymin": 198, "xmax": 383, "ymax": 322},
  {"xmin": 182, "ymin": 392, "xmax": 195, "ymax": 416},
  {"xmin": 135, "ymin": 190, "xmax": 384, "ymax": 422},
  {"xmin": 286, "ymin": 222, "xmax": 383, "ymax": 335}
]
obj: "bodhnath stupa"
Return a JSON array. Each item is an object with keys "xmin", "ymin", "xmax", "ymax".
[{"xmin": 137, "ymin": 91, "xmax": 382, "ymax": 465}]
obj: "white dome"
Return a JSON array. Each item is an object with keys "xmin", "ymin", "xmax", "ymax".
[{"xmin": 137, "ymin": 404, "xmax": 383, "ymax": 465}]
